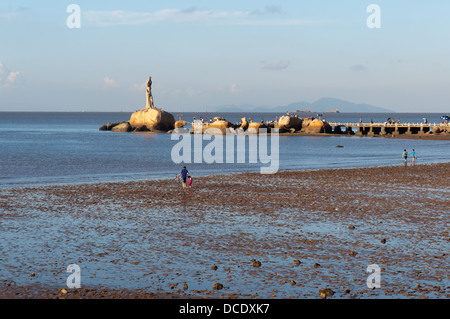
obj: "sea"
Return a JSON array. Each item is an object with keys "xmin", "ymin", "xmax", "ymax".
[{"xmin": 0, "ymin": 111, "xmax": 449, "ymax": 188}]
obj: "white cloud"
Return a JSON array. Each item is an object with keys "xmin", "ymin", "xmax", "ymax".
[
  {"xmin": 262, "ymin": 60, "xmax": 290, "ymax": 70},
  {"xmin": 83, "ymin": 7, "xmax": 322, "ymax": 27},
  {"xmin": 0, "ymin": 60, "xmax": 21, "ymax": 88},
  {"xmin": 252, "ymin": 5, "xmax": 282, "ymax": 15},
  {"xmin": 103, "ymin": 77, "xmax": 118, "ymax": 88},
  {"xmin": 130, "ymin": 82, "xmax": 146, "ymax": 91},
  {"xmin": 7, "ymin": 71, "xmax": 20, "ymax": 83},
  {"xmin": 0, "ymin": 12, "xmax": 20, "ymax": 21},
  {"xmin": 186, "ymin": 88, "xmax": 201, "ymax": 97},
  {"xmin": 0, "ymin": 7, "xmax": 27, "ymax": 22},
  {"xmin": 230, "ymin": 83, "xmax": 239, "ymax": 94},
  {"xmin": 84, "ymin": 8, "xmax": 246, "ymax": 26}
]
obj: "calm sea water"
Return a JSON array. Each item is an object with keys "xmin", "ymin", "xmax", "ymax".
[{"xmin": 0, "ymin": 112, "xmax": 449, "ymax": 188}]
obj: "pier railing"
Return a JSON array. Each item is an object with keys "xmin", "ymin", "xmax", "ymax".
[
  {"xmin": 327, "ymin": 122, "xmax": 448, "ymax": 127},
  {"xmin": 327, "ymin": 122, "xmax": 449, "ymax": 136}
]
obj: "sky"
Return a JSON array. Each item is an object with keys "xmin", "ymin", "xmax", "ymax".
[{"xmin": 0, "ymin": 0, "xmax": 449, "ymax": 113}]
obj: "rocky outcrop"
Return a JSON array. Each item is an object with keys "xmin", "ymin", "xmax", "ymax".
[
  {"xmin": 278, "ymin": 116, "xmax": 302, "ymax": 131},
  {"xmin": 133, "ymin": 125, "xmax": 150, "ymax": 132},
  {"xmin": 300, "ymin": 118, "xmax": 313, "ymax": 130},
  {"xmin": 99, "ymin": 122, "xmax": 122, "ymax": 131},
  {"xmin": 247, "ymin": 122, "xmax": 268, "ymax": 134},
  {"xmin": 303, "ymin": 119, "xmax": 332, "ymax": 133},
  {"xmin": 431, "ymin": 127, "xmax": 442, "ymax": 134},
  {"xmin": 183, "ymin": 115, "xmax": 335, "ymax": 135},
  {"xmin": 175, "ymin": 120, "xmax": 186, "ymax": 129},
  {"xmin": 111, "ymin": 122, "xmax": 132, "ymax": 132},
  {"xmin": 240, "ymin": 117, "xmax": 249, "ymax": 131},
  {"xmin": 203, "ymin": 120, "xmax": 234, "ymax": 135},
  {"xmin": 129, "ymin": 106, "xmax": 175, "ymax": 132}
]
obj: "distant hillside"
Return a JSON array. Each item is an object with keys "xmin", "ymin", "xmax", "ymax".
[{"xmin": 216, "ymin": 98, "xmax": 393, "ymax": 113}]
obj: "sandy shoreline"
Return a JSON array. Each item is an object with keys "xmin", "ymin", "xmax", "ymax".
[{"xmin": 0, "ymin": 162, "xmax": 449, "ymax": 299}]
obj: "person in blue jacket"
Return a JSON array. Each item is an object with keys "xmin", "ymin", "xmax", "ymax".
[
  {"xmin": 176, "ymin": 166, "xmax": 189, "ymax": 189},
  {"xmin": 402, "ymin": 149, "xmax": 408, "ymax": 164},
  {"xmin": 411, "ymin": 149, "xmax": 416, "ymax": 164}
]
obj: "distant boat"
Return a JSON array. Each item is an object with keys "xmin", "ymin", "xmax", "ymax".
[{"xmin": 292, "ymin": 110, "xmax": 314, "ymax": 113}]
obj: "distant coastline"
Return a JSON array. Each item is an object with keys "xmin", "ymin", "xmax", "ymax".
[
  {"xmin": 289, "ymin": 109, "xmax": 340, "ymax": 114},
  {"xmin": 215, "ymin": 97, "xmax": 393, "ymax": 113}
]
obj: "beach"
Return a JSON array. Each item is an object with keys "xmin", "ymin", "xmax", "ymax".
[{"xmin": 0, "ymin": 162, "xmax": 449, "ymax": 299}]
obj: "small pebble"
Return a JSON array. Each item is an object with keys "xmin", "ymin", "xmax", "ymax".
[
  {"xmin": 251, "ymin": 259, "xmax": 262, "ymax": 267},
  {"xmin": 318, "ymin": 288, "xmax": 334, "ymax": 299},
  {"xmin": 213, "ymin": 283, "xmax": 223, "ymax": 290}
]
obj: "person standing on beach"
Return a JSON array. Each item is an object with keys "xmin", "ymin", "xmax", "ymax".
[
  {"xmin": 402, "ymin": 149, "xmax": 408, "ymax": 164},
  {"xmin": 176, "ymin": 166, "xmax": 189, "ymax": 189},
  {"xmin": 411, "ymin": 149, "xmax": 416, "ymax": 164}
]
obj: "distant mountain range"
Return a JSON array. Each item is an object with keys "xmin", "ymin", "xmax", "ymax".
[{"xmin": 215, "ymin": 97, "xmax": 393, "ymax": 113}]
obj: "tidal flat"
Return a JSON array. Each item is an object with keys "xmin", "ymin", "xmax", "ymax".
[{"xmin": 0, "ymin": 163, "xmax": 448, "ymax": 299}]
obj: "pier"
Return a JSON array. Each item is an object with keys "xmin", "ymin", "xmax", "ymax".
[{"xmin": 327, "ymin": 122, "xmax": 449, "ymax": 137}]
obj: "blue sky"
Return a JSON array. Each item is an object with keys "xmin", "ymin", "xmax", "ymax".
[{"xmin": 0, "ymin": 0, "xmax": 449, "ymax": 112}]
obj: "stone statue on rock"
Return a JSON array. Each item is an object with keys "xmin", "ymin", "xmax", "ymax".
[
  {"xmin": 100, "ymin": 76, "xmax": 175, "ymax": 132},
  {"xmin": 145, "ymin": 77, "xmax": 154, "ymax": 109},
  {"xmin": 129, "ymin": 76, "xmax": 175, "ymax": 132}
]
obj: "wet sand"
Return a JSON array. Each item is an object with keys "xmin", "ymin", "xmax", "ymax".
[{"xmin": 0, "ymin": 162, "xmax": 449, "ymax": 299}]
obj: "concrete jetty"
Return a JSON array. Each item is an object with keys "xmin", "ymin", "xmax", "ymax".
[{"xmin": 328, "ymin": 122, "xmax": 449, "ymax": 137}]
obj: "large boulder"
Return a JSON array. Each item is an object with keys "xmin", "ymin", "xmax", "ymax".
[
  {"xmin": 204, "ymin": 120, "xmax": 234, "ymax": 135},
  {"xmin": 240, "ymin": 117, "xmax": 249, "ymax": 130},
  {"xmin": 129, "ymin": 107, "xmax": 175, "ymax": 132},
  {"xmin": 133, "ymin": 125, "xmax": 150, "ymax": 132},
  {"xmin": 278, "ymin": 116, "xmax": 302, "ymax": 131},
  {"xmin": 247, "ymin": 122, "xmax": 268, "ymax": 134},
  {"xmin": 99, "ymin": 122, "xmax": 122, "ymax": 131},
  {"xmin": 300, "ymin": 118, "xmax": 314, "ymax": 131},
  {"xmin": 190, "ymin": 119, "xmax": 233, "ymax": 135},
  {"xmin": 111, "ymin": 122, "xmax": 132, "ymax": 132},
  {"xmin": 431, "ymin": 127, "xmax": 442, "ymax": 134},
  {"xmin": 304, "ymin": 119, "xmax": 332, "ymax": 133},
  {"xmin": 175, "ymin": 120, "xmax": 186, "ymax": 128}
]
